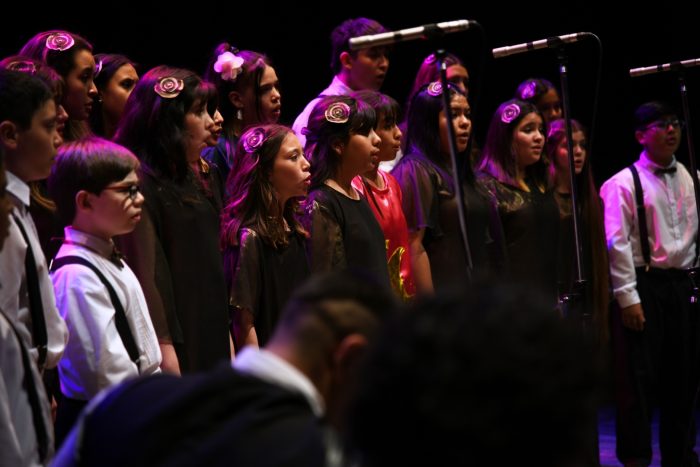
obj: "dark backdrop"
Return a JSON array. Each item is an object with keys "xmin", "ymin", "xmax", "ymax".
[{"xmin": 2, "ymin": 2, "xmax": 698, "ymax": 183}]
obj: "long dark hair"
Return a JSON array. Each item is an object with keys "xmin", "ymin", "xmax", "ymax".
[
  {"xmin": 114, "ymin": 65, "xmax": 217, "ymax": 181},
  {"xmin": 478, "ymin": 99, "xmax": 548, "ymax": 190},
  {"xmin": 403, "ymin": 83, "xmax": 470, "ymax": 190},
  {"xmin": 221, "ymin": 124, "xmax": 305, "ymax": 249},
  {"xmin": 304, "ymin": 95, "xmax": 376, "ymax": 189},
  {"xmin": 544, "ymin": 118, "xmax": 610, "ymax": 342}
]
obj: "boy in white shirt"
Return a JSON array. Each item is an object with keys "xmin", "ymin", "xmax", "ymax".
[
  {"xmin": 0, "ymin": 69, "xmax": 67, "ymax": 372},
  {"xmin": 48, "ymin": 137, "xmax": 161, "ymax": 446}
]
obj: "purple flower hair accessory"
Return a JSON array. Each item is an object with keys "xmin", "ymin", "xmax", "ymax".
[
  {"xmin": 45, "ymin": 33, "xmax": 75, "ymax": 52},
  {"xmin": 6, "ymin": 60, "xmax": 37, "ymax": 74},
  {"xmin": 520, "ymin": 81, "xmax": 536, "ymax": 100},
  {"xmin": 154, "ymin": 76, "xmax": 184, "ymax": 99},
  {"xmin": 94, "ymin": 59, "xmax": 103, "ymax": 78},
  {"xmin": 426, "ymin": 81, "xmax": 443, "ymax": 97},
  {"xmin": 324, "ymin": 102, "xmax": 351, "ymax": 124},
  {"xmin": 214, "ymin": 51, "xmax": 245, "ymax": 82},
  {"xmin": 243, "ymin": 128, "xmax": 266, "ymax": 153},
  {"xmin": 501, "ymin": 103, "xmax": 521, "ymax": 124}
]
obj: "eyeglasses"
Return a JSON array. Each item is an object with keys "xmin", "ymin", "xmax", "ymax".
[
  {"xmin": 102, "ymin": 184, "xmax": 140, "ymax": 201},
  {"xmin": 645, "ymin": 118, "xmax": 685, "ymax": 131}
]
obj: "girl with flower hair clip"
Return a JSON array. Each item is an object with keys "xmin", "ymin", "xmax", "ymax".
[
  {"xmin": 515, "ymin": 78, "xmax": 563, "ymax": 125},
  {"xmin": 220, "ymin": 124, "xmax": 311, "ymax": 349},
  {"xmin": 392, "ymin": 82, "xmax": 499, "ymax": 294},
  {"xmin": 114, "ymin": 65, "xmax": 231, "ymax": 374},
  {"xmin": 477, "ymin": 99, "xmax": 559, "ymax": 305},
  {"xmin": 300, "ymin": 95, "xmax": 390, "ymax": 289},
  {"xmin": 202, "ymin": 43, "xmax": 281, "ymax": 183},
  {"xmin": 19, "ymin": 30, "xmax": 98, "ymax": 141},
  {"xmin": 350, "ymin": 90, "xmax": 415, "ymax": 300}
]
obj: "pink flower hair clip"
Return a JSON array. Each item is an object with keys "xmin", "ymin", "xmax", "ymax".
[
  {"xmin": 45, "ymin": 33, "xmax": 75, "ymax": 52},
  {"xmin": 501, "ymin": 103, "xmax": 521, "ymax": 124},
  {"xmin": 243, "ymin": 128, "xmax": 266, "ymax": 153},
  {"xmin": 426, "ymin": 81, "xmax": 443, "ymax": 97},
  {"xmin": 6, "ymin": 60, "xmax": 37, "ymax": 74},
  {"xmin": 520, "ymin": 81, "xmax": 537, "ymax": 100},
  {"xmin": 213, "ymin": 51, "xmax": 245, "ymax": 82},
  {"xmin": 154, "ymin": 76, "xmax": 184, "ymax": 99},
  {"xmin": 324, "ymin": 102, "xmax": 351, "ymax": 124}
]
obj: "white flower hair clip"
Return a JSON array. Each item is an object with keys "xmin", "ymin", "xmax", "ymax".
[
  {"xmin": 213, "ymin": 51, "xmax": 245, "ymax": 82},
  {"xmin": 45, "ymin": 32, "xmax": 75, "ymax": 52}
]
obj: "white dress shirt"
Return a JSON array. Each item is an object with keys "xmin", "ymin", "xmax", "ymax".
[
  {"xmin": 600, "ymin": 151, "xmax": 699, "ymax": 308},
  {"xmin": 292, "ymin": 76, "xmax": 354, "ymax": 149},
  {"xmin": 0, "ymin": 310, "xmax": 54, "ymax": 466},
  {"xmin": 233, "ymin": 347, "xmax": 324, "ymax": 417},
  {"xmin": 51, "ymin": 227, "xmax": 161, "ymax": 400},
  {"xmin": 0, "ymin": 171, "xmax": 67, "ymax": 369}
]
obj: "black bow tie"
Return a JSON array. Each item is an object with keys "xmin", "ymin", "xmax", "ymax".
[
  {"xmin": 655, "ymin": 167, "xmax": 677, "ymax": 175},
  {"xmin": 110, "ymin": 247, "xmax": 125, "ymax": 268}
]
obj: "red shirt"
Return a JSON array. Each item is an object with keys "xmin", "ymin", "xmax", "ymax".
[{"xmin": 353, "ymin": 171, "xmax": 416, "ymax": 299}]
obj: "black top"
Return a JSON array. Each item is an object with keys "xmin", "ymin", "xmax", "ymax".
[
  {"xmin": 392, "ymin": 154, "xmax": 502, "ymax": 290},
  {"xmin": 302, "ymin": 184, "xmax": 391, "ymax": 290},
  {"xmin": 71, "ymin": 365, "xmax": 326, "ymax": 467},
  {"xmin": 224, "ymin": 228, "xmax": 311, "ymax": 346},
  {"xmin": 115, "ymin": 167, "xmax": 230, "ymax": 373},
  {"xmin": 478, "ymin": 173, "xmax": 560, "ymax": 305}
]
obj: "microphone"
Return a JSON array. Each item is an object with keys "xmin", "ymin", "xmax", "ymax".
[
  {"xmin": 492, "ymin": 32, "xmax": 593, "ymax": 58},
  {"xmin": 349, "ymin": 20, "xmax": 475, "ymax": 51},
  {"xmin": 630, "ymin": 58, "xmax": 700, "ymax": 77}
]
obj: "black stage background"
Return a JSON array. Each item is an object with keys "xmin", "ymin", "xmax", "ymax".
[{"xmin": 2, "ymin": 3, "xmax": 698, "ymax": 184}]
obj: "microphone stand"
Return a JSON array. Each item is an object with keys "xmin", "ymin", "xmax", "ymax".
[
  {"xmin": 553, "ymin": 42, "xmax": 589, "ymax": 332},
  {"xmin": 434, "ymin": 49, "xmax": 474, "ymax": 282},
  {"xmin": 678, "ymin": 71, "xmax": 700, "ymax": 299}
]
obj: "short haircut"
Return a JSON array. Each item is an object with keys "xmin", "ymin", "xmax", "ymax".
[
  {"xmin": 330, "ymin": 18, "xmax": 387, "ymax": 74},
  {"xmin": 48, "ymin": 137, "xmax": 139, "ymax": 226},
  {"xmin": 277, "ymin": 269, "xmax": 397, "ymax": 342},
  {"xmin": 349, "ymin": 284, "xmax": 602, "ymax": 467},
  {"xmin": 0, "ymin": 69, "xmax": 53, "ymax": 130},
  {"xmin": 634, "ymin": 101, "xmax": 677, "ymax": 130}
]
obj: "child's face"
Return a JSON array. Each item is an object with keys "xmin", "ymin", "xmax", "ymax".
[
  {"xmin": 554, "ymin": 131, "xmax": 586, "ymax": 176},
  {"xmin": 14, "ymin": 99, "xmax": 63, "ymax": 182},
  {"xmin": 511, "ymin": 112, "xmax": 545, "ymax": 170},
  {"xmin": 536, "ymin": 88, "xmax": 562, "ymax": 124},
  {"xmin": 101, "ymin": 63, "xmax": 139, "ymax": 126},
  {"xmin": 0, "ymin": 168, "xmax": 12, "ymax": 251},
  {"xmin": 339, "ymin": 128, "xmax": 381, "ymax": 177},
  {"xmin": 63, "ymin": 49, "xmax": 98, "ymax": 121},
  {"xmin": 637, "ymin": 115, "xmax": 682, "ymax": 162},
  {"xmin": 246, "ymin": 65, "xmax": 281, "ymax": 125},
  {"xmin": 374, "ymin": 113, "xmax": 402, "ymax": 163},
  {"xmin": 446, "ymin": 64, "xmax": 469, "ymax": 96},
  {"xmin": 269, "ymin": 133, "xmax": 310, "ymax": 202},
  {"xmin": 88, "ymin": 170, "xmax": 143, "ymax": 239},
  {"xmin": 348, "ymin": 47, "xmax": 389, "ymax": 91},
  {"xmin": 438, "ymin": 94, "xmax": 471, "ymax": 156},
  {"xmin": 183, "ymin": 100, "xmax": 214, "ymax": 162}
]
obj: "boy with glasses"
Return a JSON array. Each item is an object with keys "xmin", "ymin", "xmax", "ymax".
[
  {"xmin": 601, "ymin": 101, "xmax": 699, "ymax": 466},
  {"xmin": 47, "ymin": 137, "xmax": 161, "ymax": 446}
]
